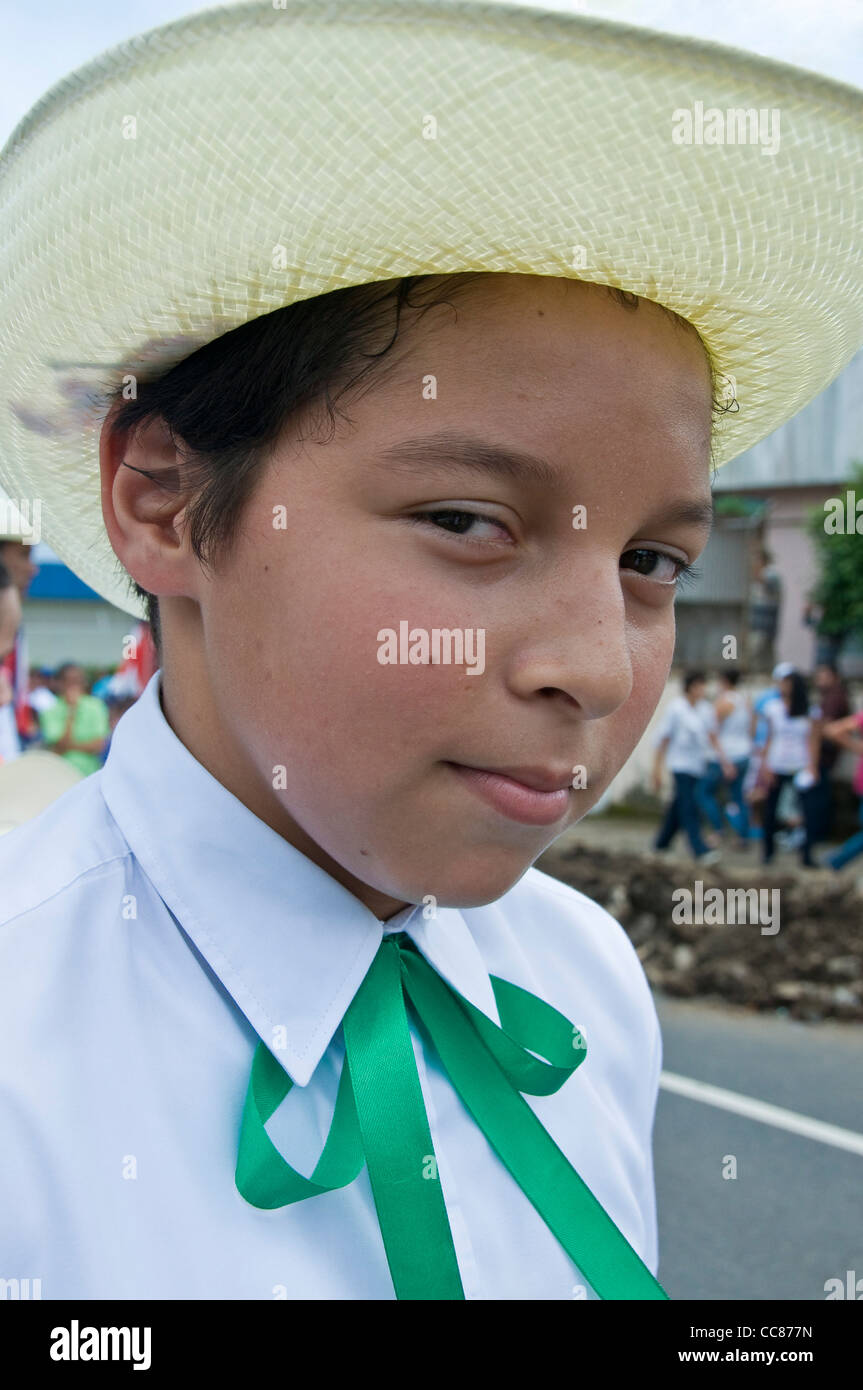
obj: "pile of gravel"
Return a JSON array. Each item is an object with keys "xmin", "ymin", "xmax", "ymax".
[{"xmin": 538, "ymin": 843, "xmax": 863, "ymax": 1021}]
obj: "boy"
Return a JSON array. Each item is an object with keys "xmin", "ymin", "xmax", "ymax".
[{"xmin": 0, "ymin": 0, "xmax": 861, "ymax": 1300}]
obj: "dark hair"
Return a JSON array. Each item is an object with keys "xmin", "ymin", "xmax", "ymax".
[
  {"xmin": 0, "ymin": 560, "xmax": 11, "ymax": 591},
  {"xmin": 101, "ymin": 273, "xmax": 725, "ymax": 661},
  {"xmin": 720, "ymin": 668, "xmax": 741, "ymax": 687},
  {"xmin": 683, "ymin": 670, "xmax": 706, "ymax": 692},
  {"xmin": 783, "ymin": 671, "xmax": 809, "ymax": 718}
]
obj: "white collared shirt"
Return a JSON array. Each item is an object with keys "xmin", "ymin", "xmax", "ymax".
[{"xmin": 0, "ymin": 671, "xmax": 661, "ymax": 1300}]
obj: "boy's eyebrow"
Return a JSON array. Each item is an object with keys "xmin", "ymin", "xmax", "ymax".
[
  {"xmin": 377, "ymin": 430, "xmax": 716, "ymax": 532},
  {"xmin": 640, "ymin": 498, "xmax": 716, "ymax": 535},
  {"xmin": 377, "ymin": 432, "xmax": 559, "ymax": 489}
]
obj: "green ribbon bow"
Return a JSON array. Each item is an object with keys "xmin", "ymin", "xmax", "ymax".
[{"xmin": 235, "ymin": 930, "xmax": 667, "ymax": 1300}]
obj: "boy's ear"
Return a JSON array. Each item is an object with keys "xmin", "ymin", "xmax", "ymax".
[{"xmin": 99, "ymin": 406, "xmax": 195, "ymax": 600}]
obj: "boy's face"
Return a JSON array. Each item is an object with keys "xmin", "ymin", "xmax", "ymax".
[
  {"xmin": 0, "ymin": 583, "xmax": 21, "ymax": 659},
  {"xmin": 59, "ymin": 667, "xmax": 86, "ymax": 701},
  {"xmin": 0, "ymin": 543, "xmax": 38, "ymax": 596},
  {"xmin": 110, "ymin": 274, "xmax": 714, "ymax": 918}
]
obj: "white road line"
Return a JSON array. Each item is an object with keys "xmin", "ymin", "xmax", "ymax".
[{"xmin": 660, "ymin": 1071, "xmax": 863, "ymax": 1156}]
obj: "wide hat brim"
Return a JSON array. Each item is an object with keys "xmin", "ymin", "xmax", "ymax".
[{"xmin": 1, "ymin": 0, "xmax": 862, "ymax": 619}]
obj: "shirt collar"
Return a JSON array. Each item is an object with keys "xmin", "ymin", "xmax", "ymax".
[{"xmin": 100, "ymin": 671, "xmax": 500, "ymax": 1086}]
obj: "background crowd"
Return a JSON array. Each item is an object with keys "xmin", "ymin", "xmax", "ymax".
[
  {"xmin": 0, "ymin": 539, "xmax": 157, "ymax": 776},
  {"xmin": 652, "ymin": 662, "xmax": 863, "ymax": 871}
]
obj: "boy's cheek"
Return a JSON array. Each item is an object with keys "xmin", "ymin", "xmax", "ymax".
[{"xmin": 579, "ymin": 660, "xmax": 671, "ymax": 792}]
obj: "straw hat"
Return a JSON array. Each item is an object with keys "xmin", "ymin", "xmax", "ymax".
[
  {"xmin": 1, "ymin": 0, "xmax": 861, "ymax": 619},
  {"xmin": 0, "ymin": 750, "xmax": 84, "ymax": 836}
]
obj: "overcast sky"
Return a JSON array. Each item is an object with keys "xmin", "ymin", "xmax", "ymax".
[{"xmin": 0, "ymin": 0, "xmax": 861, "ymax": 147}]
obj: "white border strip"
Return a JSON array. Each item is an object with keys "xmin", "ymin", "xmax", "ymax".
[{"xmin": 660, "ymin": 1070, "xmax": 863, "ymax": 1156}]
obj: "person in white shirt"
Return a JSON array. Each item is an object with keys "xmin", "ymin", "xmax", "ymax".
[
  {"xmin": 701, "ymin": 669, "xmax": 753, "ymax": 843},
  {"xmin": 651, "ymin": 672, "xmax": 734, "ymax": 861},
  {"xmin": 693, "ymin": 686, "xmax": 724, "ymax": 840},
  {"xmin": 741, "ymin": 661, "xmax": 793, "ymax": 826},
  {"xmin": 758, "ymin": 671, "xmax": 820, "ymax": 866}
]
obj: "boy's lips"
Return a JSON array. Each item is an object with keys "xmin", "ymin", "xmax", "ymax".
[{"xmin": 445, "ymin": 761, "xmax": 573, "ymax": 827}]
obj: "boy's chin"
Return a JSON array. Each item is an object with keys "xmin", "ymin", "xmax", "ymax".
[
  {"xmin": 370, "ymin": 853, "xmax": 543, "ymax": 914},
  {"xmin": 351, "ymin": 806, "xmax": 597, "ymax": 911}
]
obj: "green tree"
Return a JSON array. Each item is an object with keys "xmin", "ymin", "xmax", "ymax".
[{"xmin": 806, "ymin": 460, "xmax": 863, "ymax": 645}]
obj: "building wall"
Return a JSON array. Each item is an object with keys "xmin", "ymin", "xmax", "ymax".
[
  {"xmin": 714, "ymin": 485, "xmax": 863, "ymax": 678},
  {"xmin": 763, "ymin": 487, "xmax": 826, "ymax": 673},
  {"xmin": 714, "ymin": 349, "xmax": 863, "ymax": 490},
  {"xmin": 674, "ymin": 603, "xmax": 746, "ymax": 666},
  {"xmin": 21, "ymin": 600, "xmax": 136, "ymax": 670},
  {"xmin": 675, "ymin": 348, "xmax": 863, "ymax": 678},
  {"xmin": 673, "ymin": 516, "xmax": 756, "ymax": 667}
]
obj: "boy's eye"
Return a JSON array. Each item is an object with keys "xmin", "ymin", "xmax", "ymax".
[
  {"xmin": 621, "ymin": 547, "xmax": 699, "ymax": 588},
  {"xmin": 406, "ymin": 515, "xmax": 699, "ymax": 589},
  {"xmin": 408, "ymin": 508, "xmax": 512, "ymax": 543}
]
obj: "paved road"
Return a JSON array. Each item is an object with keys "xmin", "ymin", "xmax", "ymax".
[{"xmin": 654, "ymin": 993, "xmax": 863, "ymax": 1300}]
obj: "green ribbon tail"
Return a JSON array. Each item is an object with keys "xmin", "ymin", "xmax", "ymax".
[
  {"xmin": 341, "ymin": 936, "xmax": 465, "ymax": 1300},
  {"xmin": 236, "ymin": 930, "xmax": 668, "ymax": 1301},
  {"xmin": 401, "ymin": 947, "xmax": 669, "ymax": 1301},
  {"xmin": 235, "ymin": 1034, "xmax": 365, "ymax": 1208}
]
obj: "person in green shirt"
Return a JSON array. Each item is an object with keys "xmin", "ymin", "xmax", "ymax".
[{"xmin": 38, "ymin": 663, "xmax": 110, "ymax": 776}]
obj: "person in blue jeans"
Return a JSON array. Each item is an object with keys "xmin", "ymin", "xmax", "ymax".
[
  {"xmin": 656, "ymin": 768, "xmax": 712, "ymax": 858},
  {"xmin": 745, "ymin": 663, "xmax": 793, "ymax": 842},
  {"xmin": 701, "ymin": 753, "xmax": 752, "ymax": 841},
  {"xmin": 821, "ymin": 709, "xmax": 863, "ymax": 869},
  {"xmin": 759, "ymin": 671, "xmax": 819, "ymax": 866},
  {"xmin": 695, "ymin": 670, "xmax": 753, "ymax": 842},
  {"xmin": 693, "ymin": 689, "xmax": 724, "ymax": 838},
  {"xmin": 651, "ymin": 672, "xmax": 732, "ymax": 861}
]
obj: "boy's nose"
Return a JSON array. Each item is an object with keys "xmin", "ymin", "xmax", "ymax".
[{"xmin": 504, "ymin": 581, "xmax": 635, "ymax": 721}]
